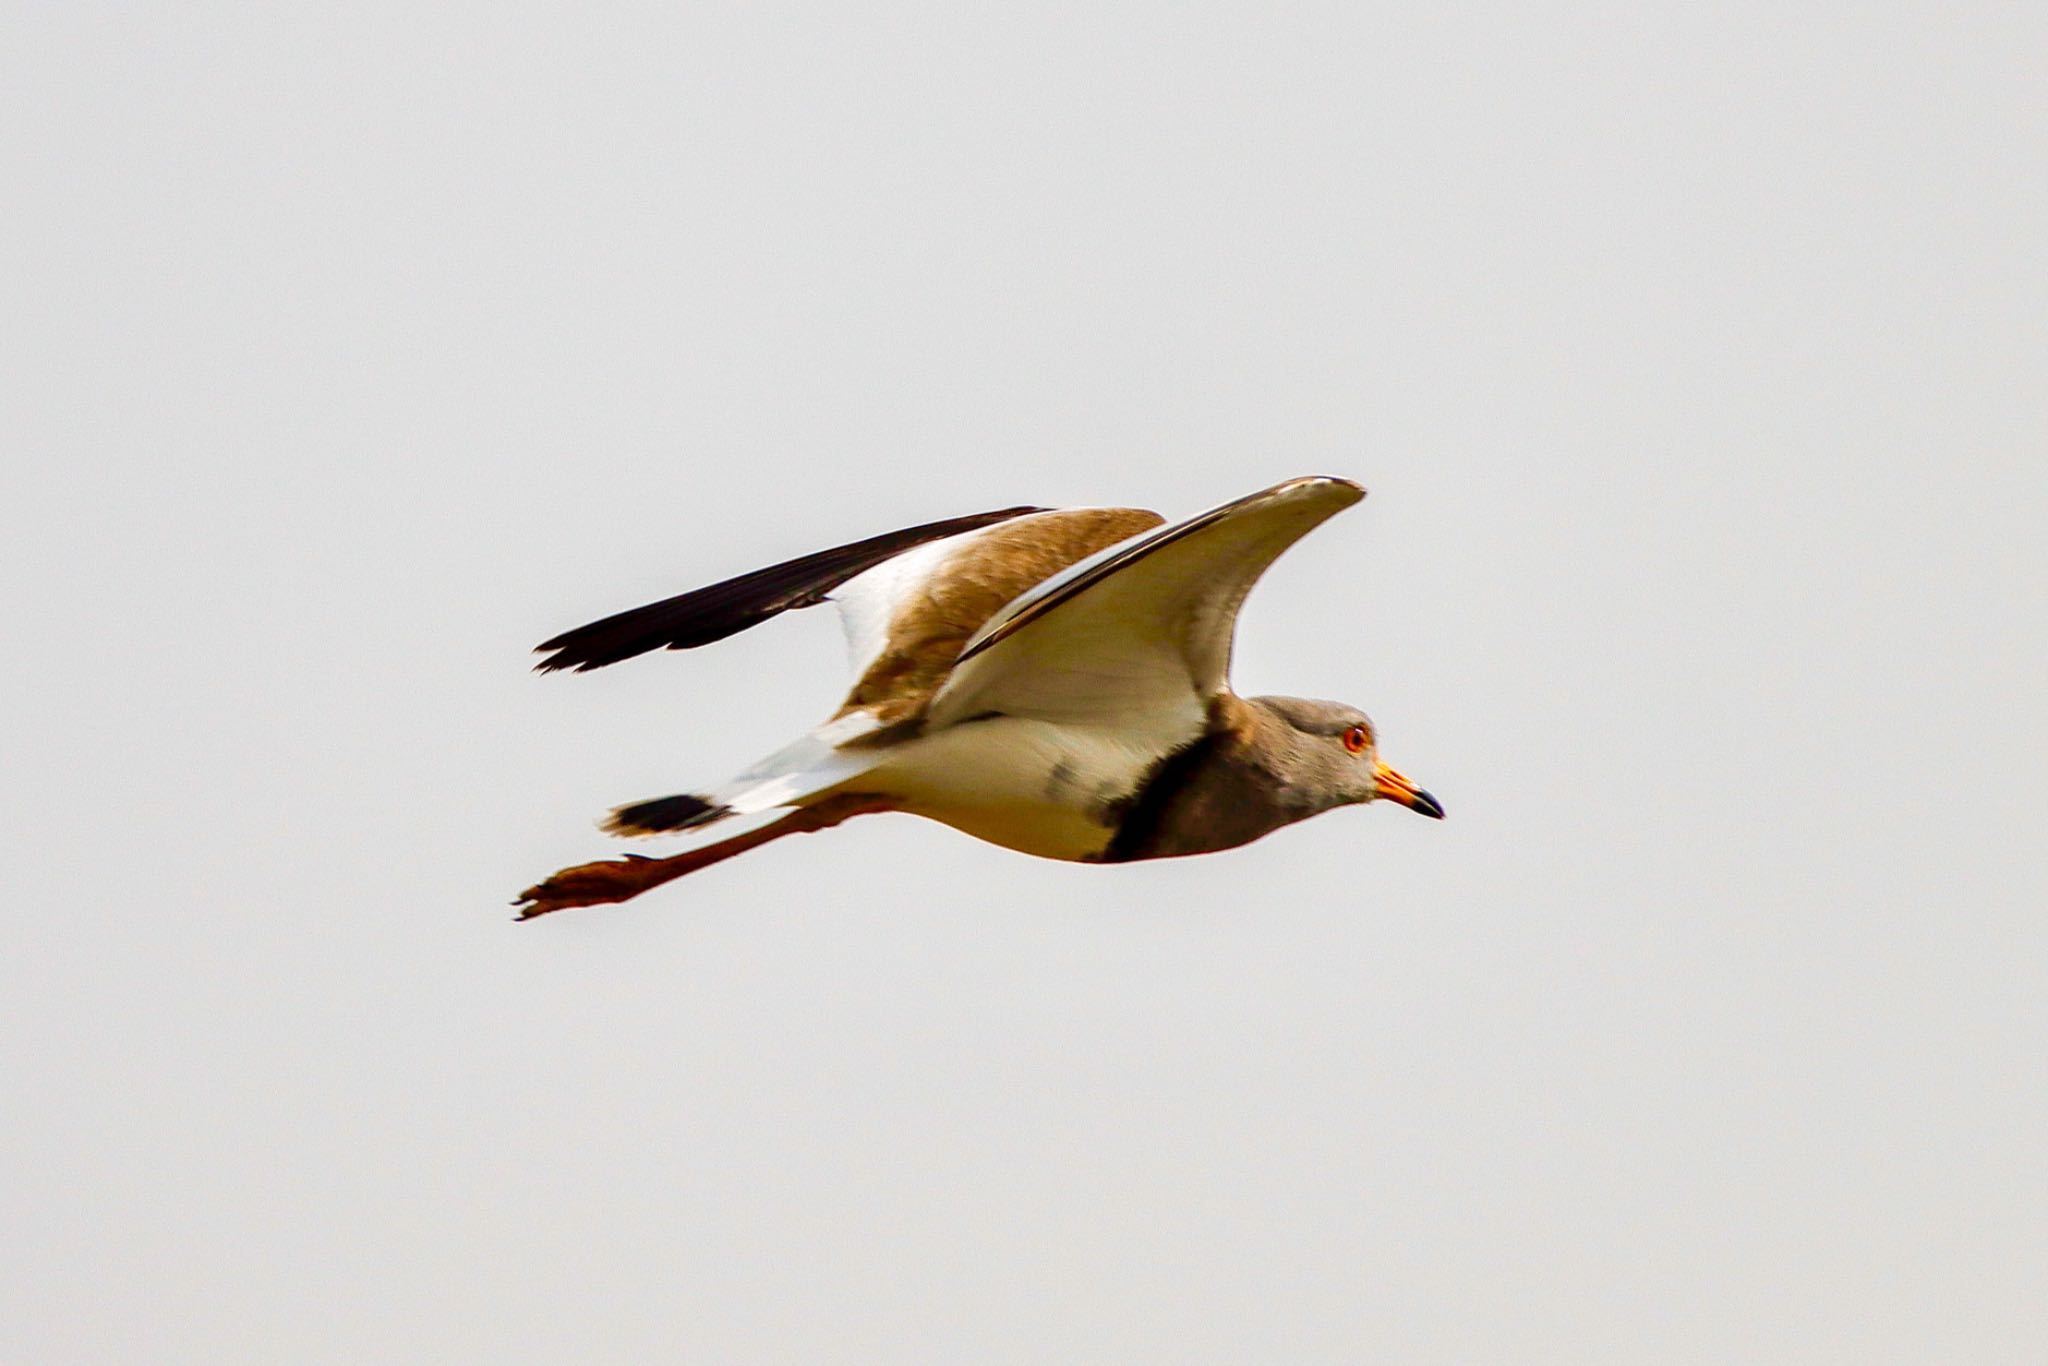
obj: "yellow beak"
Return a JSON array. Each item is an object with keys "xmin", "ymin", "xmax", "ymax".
[{"xmin": 1372, "ymin": 760, "xmax": 1445, "ymax": 819}]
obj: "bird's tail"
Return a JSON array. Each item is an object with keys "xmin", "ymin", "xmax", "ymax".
[
  {"xmin": 602, "ymin": 792, "xmax": 729, "ymax": 836},
  {"xmin": 598, "ymin": 709, "xmax": 893, "ymax": 839}
]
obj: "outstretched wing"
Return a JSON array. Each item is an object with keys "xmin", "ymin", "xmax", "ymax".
[
  {"xmin": 533, "ymin": 506, "xmax": 1045, "ymax": 673},
  {"xmin": 828, "ymin": 506, "xmax": 1165, "ymax": 724},
  {"xmin": 926, "ymin": 476, "xmax": 1366, "ymax": 729}
]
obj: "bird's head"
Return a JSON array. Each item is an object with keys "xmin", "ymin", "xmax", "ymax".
[{"xmin": 1247, "ymin": 696, "xmax": 1445, "ymax": 821}]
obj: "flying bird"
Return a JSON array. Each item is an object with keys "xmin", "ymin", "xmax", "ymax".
[{"xmin": 515, "ymin": 475, "xmax": 1441, "ymax": 919}]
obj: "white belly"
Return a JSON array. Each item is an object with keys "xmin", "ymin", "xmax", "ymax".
[{"xmin": 864, "ymin": 716, "xmax": 1179, "ymax": 861}]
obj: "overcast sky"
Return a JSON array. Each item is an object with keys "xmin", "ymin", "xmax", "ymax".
[{"xmin": 5, "ymin": 2, "xmax": 2044, "ymax": 1361}]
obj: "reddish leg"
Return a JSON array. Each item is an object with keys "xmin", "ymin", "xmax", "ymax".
[{"xmin": 513, "ymin": 794, "xmax": 893, "ymax": 920}]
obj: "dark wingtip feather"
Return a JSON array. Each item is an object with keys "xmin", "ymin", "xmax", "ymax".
[
  {"xmin": 533, "ymin": 505, "xmax": 1047, "ymax": 674},
  {"xmin": 602, "ymin": 793, "xmax": 731, "ymax": 837}
]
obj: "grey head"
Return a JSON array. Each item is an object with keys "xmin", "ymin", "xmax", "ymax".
[{"xmin": 1100, "ymin": 694, "xmax": 1444, "ymax": 863}]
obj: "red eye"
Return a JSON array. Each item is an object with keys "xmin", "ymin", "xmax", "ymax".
[{"xmin": 1342, "ymin": 725, "xmax": 1369, "ymax": 755}]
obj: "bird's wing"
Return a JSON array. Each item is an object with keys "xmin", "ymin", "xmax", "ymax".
[
  {"xmin": 533, "ymin": 506, "xmax": 1046, "ymax": 673},
  {"xmin": 828, "ymin": 506, "xmax": 1165, "ymax": 723},
  {"xmin": 926, "ymin": 476, "xmax": 1366, "ymax": 730}
]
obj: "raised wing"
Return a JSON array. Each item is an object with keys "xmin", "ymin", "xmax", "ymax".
[
  {"xmin": 534, "ymin": 506, "xmax": 1045, "ymax": 673},
  {"xmin": 926, "ymin": 476, "xmax": 1366, "ymax": 729},
  {"xmin": 828, "ymin": 506, "xmax": 1164, "ymax": 723}
]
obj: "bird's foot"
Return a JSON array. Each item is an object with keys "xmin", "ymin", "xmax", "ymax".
[
  {"xmin": 513, "ymin": 855, "xmax": 664, "ymax": 920},
  {"xmin": 512, "ymin": 793, "xmax": 898, "ymax": 921}
]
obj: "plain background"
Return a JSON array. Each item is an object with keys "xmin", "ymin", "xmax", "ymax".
[{"xmin": 5, "ymin": 3, "xmax": 2043, "ymax": 1361}]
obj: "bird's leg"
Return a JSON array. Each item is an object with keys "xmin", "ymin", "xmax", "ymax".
[{"xmin": 513, "ymin": 793, "xmax": 894, "ymax": 920}]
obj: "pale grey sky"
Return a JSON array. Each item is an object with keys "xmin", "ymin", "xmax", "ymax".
[{"xmin": 4, "ymin": 2, "xmax": 2044, "ymax": 1362}]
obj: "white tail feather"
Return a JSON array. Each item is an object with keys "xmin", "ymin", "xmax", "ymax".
[{"xmin": 706, "ymin": 710, "xmax": 891, "ymax": 817}]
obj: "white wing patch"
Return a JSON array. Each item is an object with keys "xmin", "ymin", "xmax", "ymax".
[{"xmin": 830, "ymin": 521, "xmax": 1007, "ymax": 680}]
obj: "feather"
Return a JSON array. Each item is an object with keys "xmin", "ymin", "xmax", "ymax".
[{"xmin": 534, "ymin": 506, "xmax": 1045, "ymax": 673}]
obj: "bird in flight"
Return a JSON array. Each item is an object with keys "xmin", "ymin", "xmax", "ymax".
[{"xmin": 515, "ymin": 475, "xmax": 1441, "ymax": 919}]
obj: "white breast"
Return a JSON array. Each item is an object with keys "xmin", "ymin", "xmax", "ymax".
[{"xmin": 860, "ymin": 714, "xmax": 1191, "ymax": 861}]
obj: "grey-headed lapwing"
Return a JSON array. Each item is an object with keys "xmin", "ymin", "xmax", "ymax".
[{"xmin": 516, "ymin": 476, "xmax": 1441, "ymax": 919}]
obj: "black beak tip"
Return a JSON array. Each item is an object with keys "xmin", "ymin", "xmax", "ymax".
[{"xmin": 1411, "ymin": 789, "xmax": 1446, "ymax": 820}]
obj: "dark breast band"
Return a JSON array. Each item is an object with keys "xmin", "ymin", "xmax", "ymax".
[{"xmin": 1094, "ymin": 731, "xmax": 1228, "ymax": 863}]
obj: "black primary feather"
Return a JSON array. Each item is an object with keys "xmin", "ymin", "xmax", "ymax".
[{"xmin": 535, "ymin": 505, "xmax": 1046, "ymax": 673}]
